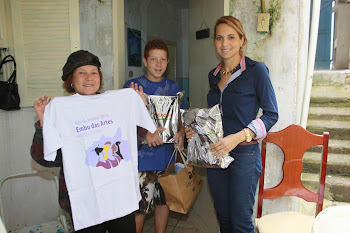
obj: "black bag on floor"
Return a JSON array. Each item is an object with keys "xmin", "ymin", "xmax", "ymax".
[{"xmin": 0, "ymin": 55, "xmax": 20, "ymax": 110}]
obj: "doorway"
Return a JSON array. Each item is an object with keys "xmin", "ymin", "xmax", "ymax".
[
  {"xmin": 314, "ymin": 0, "xmax": 334, "ymax": 69},
  {"xmin": 123, "ymin": 0, "xmax": 189, "ymax": 108}
]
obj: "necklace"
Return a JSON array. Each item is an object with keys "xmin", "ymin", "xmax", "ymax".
[
  {"xmin": 221, "ymin": 62, "xmax": 240, "ymax": 76},
  {"xmin": 221, "ymin": 67, "xmax": 234, "ymax": 76}
]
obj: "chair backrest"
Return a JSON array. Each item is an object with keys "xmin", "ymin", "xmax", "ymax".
[
  {"xmin": 0, "ymin": 170, "xmax": 64, "ymax": 232},
  {"xmin": 257, "ymin": 124, "xmax": 329, "ymax": 218}
]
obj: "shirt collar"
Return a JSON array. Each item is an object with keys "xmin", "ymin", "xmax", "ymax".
[{"xmin": 213, "ymin": 56, "xmax": 246, "ymax": 77}]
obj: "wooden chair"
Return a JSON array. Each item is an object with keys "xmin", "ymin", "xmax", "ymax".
[{"xmin": 255, "ymin": 124, "xmax": 329, "ymax": 233}]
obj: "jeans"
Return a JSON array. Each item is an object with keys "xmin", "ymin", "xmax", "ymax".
[{"xmin": 207, "ymin": 144, "xmax": 261, "ymax": 233}]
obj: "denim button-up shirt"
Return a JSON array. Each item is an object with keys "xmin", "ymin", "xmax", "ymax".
[{"xmin": 207, "ymin": 56, "xmax": 278, "ymax": 140}]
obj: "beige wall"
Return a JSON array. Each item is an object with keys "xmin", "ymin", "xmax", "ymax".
[{"xmin": 188, "ymin": 0, "xmax": 225, "ymax": 109}]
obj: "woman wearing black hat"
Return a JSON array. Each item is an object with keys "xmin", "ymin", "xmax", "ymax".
[
  {"xmin": 33, "ymin": 51, "xmax": 104, "ymax": 127},
  {"xmin": 30, "ymin": 50, "xmax": 145, "ymax": 233}
]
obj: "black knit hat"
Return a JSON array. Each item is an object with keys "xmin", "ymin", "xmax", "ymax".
[{"xmin": 61, "ymin": 50, "xmax": 101, "ymax": 81}]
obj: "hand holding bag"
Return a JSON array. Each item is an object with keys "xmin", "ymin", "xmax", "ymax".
[
  {"xmin": 0, "ymin": 55, "xmax": 20, "ymax": 110},
  {"xmin": 158, "ymin": 148, "xmax": 203, "ymax": 214}
]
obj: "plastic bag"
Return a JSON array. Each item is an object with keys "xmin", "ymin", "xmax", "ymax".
[
  {"xmin": 143, "ymin": 91, "xmax": 184, "ymax": 143},
  {"xmin": 182, "ymin": 104, "xmax": 234, "ymax": 168}
]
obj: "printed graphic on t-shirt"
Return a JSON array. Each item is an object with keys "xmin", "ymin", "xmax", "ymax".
[
  {"xmin": 74, "ymin": 113, "xmax": 114, "ymax": 138},
  {"xmin": 86, "ymin": 128, "xmax": 130, "ymax": 169}
]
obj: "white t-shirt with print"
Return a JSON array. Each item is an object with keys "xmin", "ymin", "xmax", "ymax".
[{"xmin": 43, "ymin": 89, "xmax": 156, "ymax": 231}]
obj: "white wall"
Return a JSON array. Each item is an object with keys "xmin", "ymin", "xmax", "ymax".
[
  {"xmin": 80, "ymin": 0, "xmax": 114, "ymax": 91},
  {"xmin": 188, "ymin": 0, "xmax": 224, "ymax": 109},
  {"xmin": 234, "ymin": 1, "xmax": 299, "ymax": 126}
]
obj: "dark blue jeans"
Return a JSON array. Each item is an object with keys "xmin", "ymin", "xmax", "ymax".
[{"xmin": 207, "ymin": 144, "xmax": 261, "ymax": 233}]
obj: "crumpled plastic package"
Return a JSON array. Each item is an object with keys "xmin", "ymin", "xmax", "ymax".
[
  {"xmin": 182, "ymin": 104, "xmax": 234, "ymax": 169},
  {"xmin": 143, "ymin": 91, "xmax": 184, "ymax": 144}
]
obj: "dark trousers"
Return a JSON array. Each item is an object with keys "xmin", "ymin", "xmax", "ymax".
[
  {"xmin": 207, "ymin": 144, "xmax": 261, "ymax": 233},
  {"xmin": 75, "ymin": 212, "xmax": 136, "ymax": 233}
]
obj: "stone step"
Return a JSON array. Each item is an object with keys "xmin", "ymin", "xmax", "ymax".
[
  {"xmin": 307, "ymin": 120, "xmax": 350, "ymax": 140},
  {"xmin": 310, "ymin": 86, "xmax": 350, "ymax": 107},
  {"xmin": 310, "ymin": 97, "xmax": 350, "ymax": 107},
  {"xmin": 313, "ymin": 70, "xmax": 349, "ymax": 86},
  {"xmin": 303, "ymin": 152, "xmax": 350, "ymax": 176},
  {"xmin": 308, "ymin": 107, "xmax": 350, "ymax": 121},
  {"xmin": 308, "ymin": 139, "xmax": 350, "ymax": 155},
  {"xmin": 311, "ymin": 85, "xmax": 350, "ymax": 99},
  {"xmin": 302, "ymin": 172, "xmax": 350, "ymax": 202},
  {"xmin": 306, "ymin": 74, "xmax": 350, "ymax": 207}
]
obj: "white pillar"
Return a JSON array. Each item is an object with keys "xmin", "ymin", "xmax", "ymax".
[{"xmin": 300, "ymin": 0, "xmax": 321, "ymax": 128}]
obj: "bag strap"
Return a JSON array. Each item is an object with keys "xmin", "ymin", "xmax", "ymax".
[
  {"xmin": 177, "ymin": 148, "xmax": 188, "ymax": 167},
  {"xmin": 168, "ymin": 145, "xmax": 188, "ymax": 168},
  {"xmin": 166, "ymin": 148, "xmax": 178, "ymax": 168},
  {"xmin": 0, "ymin": 55, "xmax": 17, "ymax": 83}
]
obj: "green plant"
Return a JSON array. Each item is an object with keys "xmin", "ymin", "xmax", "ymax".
[{"xmin": 267, "ymin": 1, "xmax": 281, "ymax": 32}]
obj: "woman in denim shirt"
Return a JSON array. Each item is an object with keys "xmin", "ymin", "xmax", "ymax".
[{"xmin": 187, "ymin": 16, "xmax": 278, "ymax": 233}]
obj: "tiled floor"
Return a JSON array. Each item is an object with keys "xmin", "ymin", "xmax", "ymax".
[
  {"xmin": 8, "ymin": 212, "xmax": 199, "ymax": 233},
  {"xmin": 9, "ymin": 217, "xmax": 67, "ymax": 233},
  {"xmin": 141, "ymin": 211, "xmax": 200, "ymax": 233}
]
